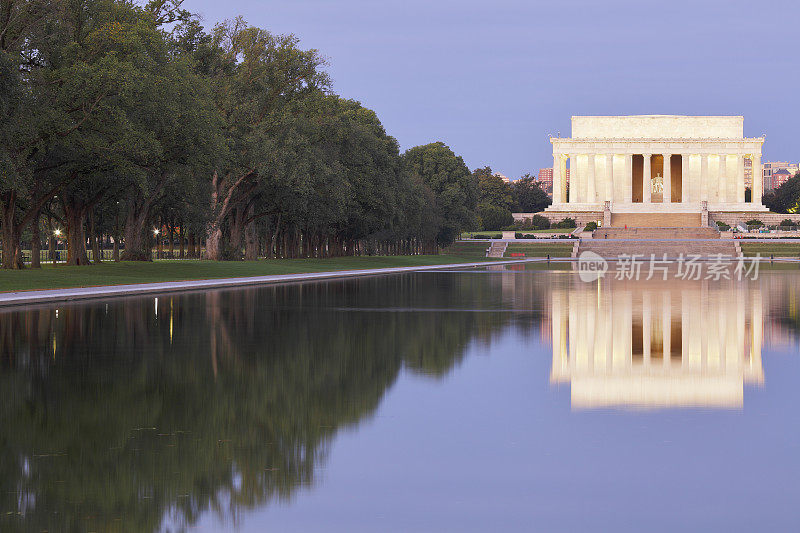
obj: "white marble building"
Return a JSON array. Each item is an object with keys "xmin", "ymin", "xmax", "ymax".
[{"xmin": 545, "ymin": 115, "xmax": 769, "ymax": 226}]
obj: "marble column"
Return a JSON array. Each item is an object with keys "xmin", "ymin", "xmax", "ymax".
[
  {"xmin": 752, "ymin": 153, "xmax": 762, "ymax": 205},
  {"xmin": 708, "ymin": 155, "xmax": 719, "ymax": 203},
  {"xmin": 570, "ymin": 154, "xmax": 580, "ymax": 203},
  {"xmin": 605, "ymin": 154, "xmax": 614, "ymax": 202},
  {"xmin": 643, "ymin": 153, "xmax": 652, "ymax": 203},
  {"xmin": 587, "ymin": 154, "xmax": 596, "ymax": 203},
  {"xmin": 718, "ymin": 154, "xmax": 728, "ymax": 203},
  {"xmin": 736, "ymin": 154, "xmax": 745, "ymax": 203},
  {"xmin": 552, "ymin": 153, "xmax": 562, "ymax": 204},
  {"xmin": 700, "ymin": 154, "xmax": 709, "ymax": 201},
  {"xmin": 624, "ymin": 154, "xmax": 633, "ymax": 203},
  {"xmin": 663, "ymin": 153, "xmax": 672, "ymax": 203},
  {"xmin": 681, "ymin": 154, "xmax": 690, "ymax": 203}
]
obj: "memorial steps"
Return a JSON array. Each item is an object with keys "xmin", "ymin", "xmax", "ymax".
[
  {"xmin": 577, "ymin": 236, "xmax": 738, "ymax": 260},
  {"xmin": 486, "ymin": 241, "xmax": 508, "ymax": 258},
  {"xmin": 609, "ymin": 213, "xmax": 702, "ymax": 228},
  {"xmin": 594, "ymin": 227, "xmax": 719, "ymax": 239}
]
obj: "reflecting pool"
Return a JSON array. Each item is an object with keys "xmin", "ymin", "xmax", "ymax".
[{"xmin": 1, "ymin": 268, "xmax": 799, "ymax": 531}]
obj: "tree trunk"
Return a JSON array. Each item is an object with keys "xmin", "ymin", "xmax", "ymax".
[
  {"xmin": 0, "ymin": 193, "xmax": 23, "ymax": 269},
  {"xmin": 227, "ymin": 221, "xmax": 244, "ymax": 261},
  {"xmin": 31, "ymin": 211, "xmax": 41, "ymax": 268},
  {"xmin": 121, "ymin": 205, "xmax": 152, "ymax": 261},
  {"xmin": 156, "ymin": 218, "xmax": 163, "ymax": 259},
  {"xmin": 244, "ymin": 218, "xmax": 258, "ymax": 261},
  {"xmin": 179, "ymin": 225, "xmax": 185, "ymax": 259},
  {"xmin": 63, "ymin": 202, "xmax": 90, "ymax": 266},
  {"xmin": 88, "ymin": 210, "xmax": 101, "ymax": 263},
  {"xmin": 188, "ymin": 232, "xmax": 196, "ymax": 259},
  {"xmin": 168, "ymin": 221, "xmax": 174, "ymax": 258},
  {"xmin": 205, "ymin": 224, "xmax": 223, "ymax": 261}
]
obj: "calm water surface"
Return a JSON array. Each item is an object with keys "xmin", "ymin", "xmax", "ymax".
[{"xmin": 1, "ymin": 267, "xmax": 799, "ymax": 532}]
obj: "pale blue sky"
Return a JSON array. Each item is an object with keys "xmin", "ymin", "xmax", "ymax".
[{"xmin": 186, "ymin": 0, "xmax": 799, "ymax": 178}]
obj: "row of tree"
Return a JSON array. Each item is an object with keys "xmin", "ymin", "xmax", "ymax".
[
  {"xmin": 0, "ymin": 0, "xmax": 550, "ymax": 269},
  {"xmin": 472, "ymin": 168, "xmax": 551, "ymax": 230}
]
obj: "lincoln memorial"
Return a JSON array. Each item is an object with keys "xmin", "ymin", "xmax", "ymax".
[{"xmin": 544, "ymin": 115, "xmax": 769, "ymax": 227}]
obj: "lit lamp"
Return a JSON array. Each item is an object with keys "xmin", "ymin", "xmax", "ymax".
[{"xmin": 52, "ymin": 229, "xmax": 62, "ymax": 264}]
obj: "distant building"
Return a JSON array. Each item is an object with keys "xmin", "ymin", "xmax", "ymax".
[
  {"xmin": 493, "ymin": 172, "xmax": 511, "ymax": 183},
  {"xmin": 763, "ymin": 161, "xmax": 799, "ymax": 190},
  {"xmin": 537, "ymin": 168, "xmax": 553, "ymax": 192},
  {"xmin": 770, "ymin": 168, "xmax": 792, "ymax": 190},
  {"xmin": 536, "ymin": 167, "xmax": 569, "ymax": 196}
]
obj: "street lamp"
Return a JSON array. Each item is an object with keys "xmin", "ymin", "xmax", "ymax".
[{"xmin": 53, "ymin": 229, "xmax": 62, "ymax": 263}]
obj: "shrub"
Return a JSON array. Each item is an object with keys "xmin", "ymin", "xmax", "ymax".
[
  {"xmin": 745, "ymin": 219, "xmax": 764, "ymax": 227},
  {"xmin": 716, "ymin": 221, "xmax": 731, "ymax": 231},
  {"xmin": 584, "ymin": 221, "xmax": 598, "ymax": 231},
  {"xmin": 478, "ymin": 205, "xmax": 514, "ymax": 231},
  {"xmin": 530, "ymin": 214, "xmax": 551, "ymax": 230},
  {"xmin": 553, "ymin": 217, "xmax": 577, "ymax": 229},
  {"xmin": 779, "ymin": 218, "xmax": 794, "ymax": 227}
]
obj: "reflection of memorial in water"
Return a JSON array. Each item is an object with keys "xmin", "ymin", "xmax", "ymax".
[{"xmin": 550, "ymin": 278, "xmax": 764, "ymax": 409}]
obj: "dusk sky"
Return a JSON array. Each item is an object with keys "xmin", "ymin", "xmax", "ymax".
[{"xmin": 186, "ymin": 0, "xmax": 799, "ymax": 179}]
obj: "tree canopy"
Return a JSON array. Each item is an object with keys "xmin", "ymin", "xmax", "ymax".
[
  {"xmin": 0, "ymin": 0, "xmax": 554, "ymax": 267},
  {"xmin": 401, "ymin": 142, "xmax": 477, "ymax": 246},
  {"xmin": 763, "ymin": 174, "xmax": 800, "ymax": 214},
  {"xmin": 512, "ymin": 173, "xmax": 552, "ymax": 213}
]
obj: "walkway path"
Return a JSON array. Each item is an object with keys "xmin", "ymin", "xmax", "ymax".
[{"xmin": 0, "ymin": 259, "xmax": 538, "ymax": 308}]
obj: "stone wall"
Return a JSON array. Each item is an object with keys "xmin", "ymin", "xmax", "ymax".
[
  {"xmin": 709, "ymin": 211, "xmax": 800, "ymax": 227},
  {"xmin": 516, "ymin": 210, "xmax": 800, "ymax": 229},
  {"xmin": 571, "ymin": 115, "xmax": 743, "ymax": 140},
  {"xmin": 513, "ymin": 212, "xmax": 603, "ymax": 226}
]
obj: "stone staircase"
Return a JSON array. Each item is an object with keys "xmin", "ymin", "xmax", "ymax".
[
  {"xmin": 610, "ymin": 213, "xmax": 702, "ymax": 228},
  {"xmin": 486, "ymin": 241, "xmax": 508, "ymax": 258},
  {"xmin": 576, "ymin": 226, "xmax": 739, "ymax": 259},
  {"xmin": 593, "ymin": 227, "xmax": 720, "ymax": 239},
  {"xmin": 578, "ymin": 238, "xmax": 737, "ymax": 260}
]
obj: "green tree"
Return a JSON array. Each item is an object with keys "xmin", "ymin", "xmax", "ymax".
[
  {"xmin": 512, "ymin": 173, "xmax": 552, "ymax": 213},
  {"xmin": 478, "ymin": 204, "xmax": 513, "ymax": 230},
  {"xmin": 474, "ymin": 166, "xmax": 514, "ymax": 211},
  {"xmin": 763, "ymin": 174, "xmax": 800, "ymax": 214},
  {"xmin": 401, "ymin": 142, "xmax": 477, "ymax": 246},
  {"xmin": 203, "ymin": 17, "xmax": 330, "ymax": 260}
]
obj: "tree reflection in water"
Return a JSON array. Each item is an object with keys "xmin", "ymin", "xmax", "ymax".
[{"xmin": 0, "ymin": 272, "xmax": 545, "ymax": 532}]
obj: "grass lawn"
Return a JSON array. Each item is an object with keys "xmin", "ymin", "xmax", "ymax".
[
  {"xmin": 739, "ymin": 242, "xmax": 800, "ymax": 257},
  {"xmin": 0, "ymin": 255, "xmax": 500, "ymax": 293},
  {"xmin": 460, "ymin": 229, "xmax": 573, "ymax": 237},
  {"xmin": 505, "ymin": 243, "xmax": 574, "ymax": 257},
  {"xmin": 441, "ymin": 241, "xmax": 490, "ymax": 258}
]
